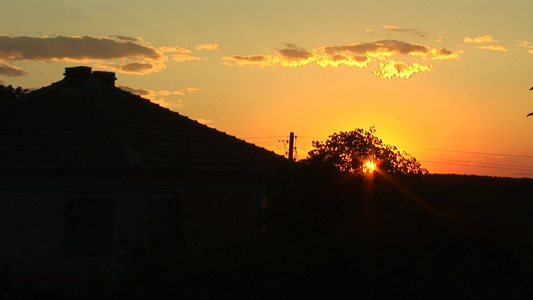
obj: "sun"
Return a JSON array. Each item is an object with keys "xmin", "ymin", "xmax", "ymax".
[{"xmin": 362, "ymin": 160, "xmax": 377, "ymax": 175}]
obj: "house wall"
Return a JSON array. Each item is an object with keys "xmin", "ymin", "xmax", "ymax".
[{"xmin": 0, "ymin": 175, "xmax": 267, "ymax": 281}]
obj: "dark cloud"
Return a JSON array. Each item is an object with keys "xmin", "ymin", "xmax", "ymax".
[
  {"xmin": 276, "ymin": 43, "xmax": 314, "ymax": 66},
  {"xmin": 119, "ymin": 85, "xmax": 152, "ymax": 96},
  {"xmin": 231, "ymin": 55, "xmax": 270, "ymax": 62},
  {"xmin": 277, "ymin": 43, "xmax": 313, "ymax": 59},
  {"xmin": 0, "ymin": 63, "xmax": 27, "ymax": 76},
  {"xmin": 323, "ymin": 40, "xmax": 429, "ymax": 56},
  {"xmin": 224, "ymin": 39, "xmax": 462, "ymax": 78},
  {"xmin": 0, "ymin": 35, "xmax": 222, "ymax": 75},
  {"xmin": 0, "ymin": 35, "xmax": 161, "ymax": 61}
]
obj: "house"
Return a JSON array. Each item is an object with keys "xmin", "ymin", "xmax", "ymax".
[{"xmin": 0, "ymin": 66, "xmax": 285, "ymax": 291}]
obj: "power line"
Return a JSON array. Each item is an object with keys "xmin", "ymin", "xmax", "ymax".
[
  {"xmin": 247, "ymin": 140, "xmax": 281, "ymax": 144},
  {"xmin": 242, "ymin": 136, "xmax": 286, "ymax": 140},
  {"xmin": 417, "ymin": 156, "xmax": 533, "ymax": 170},
  {"xmin": 277, "ymin": 132, "xmax": 298, "ymax": 160},
  {"xmin": 400, "ymin": 146, "xmax": 533, "ymax": 159},
  {"xmin": 243, "ymin": 135, "xmax": 533, "ymax": 162},
  {"xmin": 420, "ymin": 160, "xmax": 533, "ymax": 172}
]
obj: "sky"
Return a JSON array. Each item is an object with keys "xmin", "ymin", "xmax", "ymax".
[{"xmin": 1, "ymin": 0, "xmax": 533, "ymax": 178}]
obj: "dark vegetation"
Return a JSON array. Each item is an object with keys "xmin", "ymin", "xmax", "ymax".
[
  {"xmin": 81, "ymin": 129, "xmax": 532, "ymax": 299},
  {"xmin": 83, "ymin": 166, "xmax": 532, "ymax": 299},
  {"xmin": 0, "ymin": 85, "xmax": 29, "ymax": 102},
  {"xmin": 262, "ymin": 167, "xmax": 531, "ymax": 299},
  {"xmin": 306, "ymin": 127, "xmax": 428, "ymax": 174}
]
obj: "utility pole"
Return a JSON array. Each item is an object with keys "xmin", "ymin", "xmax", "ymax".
[{"xmin": 288, "ymin": 132, "xmax": 295, "ymax": 161}]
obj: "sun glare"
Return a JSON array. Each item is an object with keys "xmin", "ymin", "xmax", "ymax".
[{"xmin": 363, "ymin": 160, "xmax": 377, "ymax": 175}]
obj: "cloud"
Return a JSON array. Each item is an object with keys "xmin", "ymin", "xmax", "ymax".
[
  {"xmin": 0, "ymin": 35, "xmax": 161, "ymax": 61},
  {"xmin": 384, "ymin": 25, "xmax": 427, "ymax": 37},
  {"xmin": 316, "ymin": 40, "xmax": 461, "ymax": 63},
  {"xmin": 119, "ymin": 85, "xmax": 153, "ymax": 97},
  {"xmin": 223, "ymin": 55, "xmax": 277, "ymax": 67},
  {"xmin": 517, "ymin": 40, "xmax": 533, "ymax": 54},
  {"xmin": 195, "ymin": 43, "xmax": 220, "ymax": 51},
  {"xmin": 474, "ymin": 45, "xmax": 508, "ymax": 52},
  {"xmin": 160, "ymin": 46, "xmax": 192, "ymax": 53},
  {"xmin": 276, "ymin": 43, "xmax": 314, "ymax": 67},
  {"xmin": 171, "ymin": 87, "xmax": 203, "ymax": 95},
  {"xmin": 101, "ymin": 62, "xmax": 162, "ymax": 74},
  {"xmin": 171, "ymin": 53, "xmax": 202, "ymax": 62},
  {"xmin": 430, "ymin": 48, "xmax": 464, "ymax": 60},
  {"xmin": 463, "ymin": 35, "xmax": 496, "ymax": 44},
  {"xmin": 157, "ymin": 89, "xmax": 171, "ymax": 96},
  {"xmin": 119, "ymin": 85, "xmax": 201, "ymax": 111},
  {"xmin": 120, "ymin": 85, "xmax": 201, "ymax": 98},
  {"xmin": 161, "ymin": 46, "xmax": 202, "ymax": 62},
  {"xmin": 373, "ymin": 60, "xmax": 433, "ymax": 79},
  {"xmin": 0, "ymin": 63, "xmax": 27, "ymax": 76},
  {"xmin": 320, "ymin": 40, "xmax": 430, "ymax": 58},
  {"xmin": 110, "ymin": 35, "xmax": 143, "ymax": 43},
  {"xmin": 463, "ymin": 35, "xmax": 509, "ymax": 52},
  {"xmin": 223, "ymin": 39, "xmax": 462, "ymax": 78},
  {"xmin": 0, "ymin": 35, "xmax": 213, "ymax": 75},
  {"xmin": 315, "ymin": 52, "xmax": 371, "ymax": 68}
]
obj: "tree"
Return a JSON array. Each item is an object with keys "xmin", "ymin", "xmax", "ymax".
[
  {"xmin": 304, "ymin": 127, "xmax": 428, "ymax": 175},
  {"xmin": 0, "ymin": 84, "xmax": 29, "ymax": 102}
]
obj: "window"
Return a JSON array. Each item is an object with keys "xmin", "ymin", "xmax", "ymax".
[{"xmin": 64, "ymin": 192, "xmax": 113, "ymax": 255}]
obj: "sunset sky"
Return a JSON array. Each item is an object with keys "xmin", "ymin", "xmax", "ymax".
[{"xmin": 1, "ymin": 0, "xmax": 533, "ymax": 177}]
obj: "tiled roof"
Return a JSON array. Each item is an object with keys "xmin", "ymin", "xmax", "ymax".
[{"xmin": 0, "ymin": 67, "xmax": 285, "ymax": 173}]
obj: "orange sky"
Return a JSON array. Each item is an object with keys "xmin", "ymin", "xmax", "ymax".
[{"xmin": 1, "ymin": 0, "xmax": 532, "ymax": 177}]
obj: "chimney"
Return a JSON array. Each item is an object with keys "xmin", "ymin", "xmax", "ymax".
[
  {"xmin": 92, "ymin": 71, "xmax": 117, "ymax": 86},
  {"xmin": 63, "ymin": 66, "xmax": 92, "ymax": 86}
]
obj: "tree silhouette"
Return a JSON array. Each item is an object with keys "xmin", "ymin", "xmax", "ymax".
[
  {"xmin": 304, "ymin": 127, "xmax": 428, "ymax": 175},
  {"xmin": 0, "ymin": 84, "xmax": 29, "ymax": 102}
]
